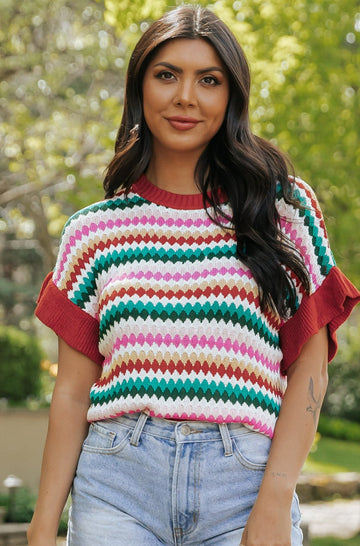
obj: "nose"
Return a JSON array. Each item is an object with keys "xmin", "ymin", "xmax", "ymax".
[{"xmin": 173, "ymin": 78, "xmax": 197, "ymax": 107}]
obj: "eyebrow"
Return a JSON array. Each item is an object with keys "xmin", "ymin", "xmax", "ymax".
[{"xmin": 153, "ymin": 61, "xmax": 225, "ymax": 75}]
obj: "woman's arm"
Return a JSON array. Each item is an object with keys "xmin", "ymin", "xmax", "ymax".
[
  {"xmin": 27, "ymin": 338, "xmax": 101, "ymax": 545},
  {"xmin": 241, "ymin": 326, "xmax": 329, "ymax": 546}
]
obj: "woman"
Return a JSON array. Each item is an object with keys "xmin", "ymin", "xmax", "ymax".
[{"xmin": 28, "ymin": 5, "xmax": 360, "ymax": 545}]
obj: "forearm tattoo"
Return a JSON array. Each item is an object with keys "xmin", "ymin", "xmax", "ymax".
[{"xmin": 306, "ymin": 376, "xmax": 321, "ymax": 425}]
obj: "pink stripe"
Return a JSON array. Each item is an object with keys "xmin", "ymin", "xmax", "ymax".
[
  {"xmin": 102, "ymin": 333, "xmax": 279, "ymax": 373},
  {"xmin": 54, "ymin": 244, "xmax": 74, "ymax": 284},
  {"xmin": 102, "ymin": 265, "xmax": 253, "ymax": 291},
  {"xmin": 100, "ymin": 408, "xmax": 274, "ymax": 438},
  {"xmin": 54, "ymin": 214, "xmax": 232, "ymax": 283},
  {"xmin": 161, "ymin": 411, "xmax": 274, "ymax": 437},
  {"xmin": 281, "ymin": 219, "xmax": 319, "ymax": 287},
  {"xmin": 120, "ymin": 214, "xmax": 215, "ymax": 228}
]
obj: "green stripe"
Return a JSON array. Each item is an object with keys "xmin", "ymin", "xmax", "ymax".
[
  {"xmin": 99, "ymin": 300, "xmax": 278, "ymax": 348},
  {"xmin": 71, "ymin": 243, "xmax": 237, "ymax": 308},
  {"xmin": 90, "ymin": 377, "xmax": 280, "ymax": 415},
  {"xmin": 277, "ymin": 182, "xmax": 334, "ymax": 276},
  {"xmin": 64, "ymin": 194, "xmax": 147, "ymax": 230},
  {"xmin": 302, "ymin": 211, "xmax": 334, "ymax": 275}
]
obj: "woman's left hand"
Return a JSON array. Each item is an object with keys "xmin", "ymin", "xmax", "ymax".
[
  {"xmin": 240, "ymin": 327, "xmax": 329, "ymax": 545},
  {"xmin": 240, "ymin": 498, "xmax": 292, "ymax": 546}
]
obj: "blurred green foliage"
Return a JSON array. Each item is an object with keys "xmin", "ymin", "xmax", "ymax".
[
  {"xmin": 318, "ymin": 414, "xmax": 360, "ymax": 443},
  {"xmin": 312, "ymin": 537, "xmax": 360, "ymax": 546},
  {"xmin": 0, "ymin": 0, "xmax": 126, "ymax": 328},
  {"xmin": 4, "ymin": 487, "xmax": 35, "ymax": 523},
  {"xmin": 0, "ymin": 326, "xmax": 43, "ymax": 401},
  {"xmin": 0, "ymin": 0, "xmax": 124, "ymax": 279},
  {"xmin": 322, "ymin": 315, "xmax": 360, "ymax": 423},
  {"xmin": 0, "ymin": 485, "xmax": 68, "ymax": 531},
  {"xmin": 305, "ymin": 435, "xmax": 360, "ymax": 474}
]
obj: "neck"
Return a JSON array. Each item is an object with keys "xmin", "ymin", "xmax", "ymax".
[{"xmin": 146, "ymin": 151, "xmax": 201, "ymax": 195}]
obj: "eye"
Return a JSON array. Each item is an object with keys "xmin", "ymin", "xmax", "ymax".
[
  {"xmin": 156, "ymin": 71, "xmax": 176, "ymax": 81},
  {"xmin": 201, "ymin": 75, "xmax": 220, "ymax": 86}
]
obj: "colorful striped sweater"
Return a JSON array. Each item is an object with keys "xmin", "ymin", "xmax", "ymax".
[{"xmin": 36, "ymin": 175, "xmax": 360, "ymax": 438}]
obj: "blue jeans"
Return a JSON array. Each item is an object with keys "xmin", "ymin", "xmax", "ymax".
[{"xmin": 67, "ymin": 412, "xmax": 303, "ymax": 545}]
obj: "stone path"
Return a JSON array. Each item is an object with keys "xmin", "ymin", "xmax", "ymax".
[{"xmin": 301, "ymin": 499, "xmax": 360, "ymax": 540}]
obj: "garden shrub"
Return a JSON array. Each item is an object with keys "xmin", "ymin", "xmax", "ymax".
[
  {"xmin": 322, "ymin": 320, "xmax": 360, "ymax": 423},
  {"xmin": 0, "ymin": 487, "xmax": 36, "ymax": 523},
  {"xmin": 0, "ymin": 326, "xmax": 43, "ymax": 402},
  {"xmin": 7, "ymin": 487, "xmax": 36, "ymax": 523},
  {"xmin": 318, "ymin": 414, "xmax": 360, "ymax": 442}
]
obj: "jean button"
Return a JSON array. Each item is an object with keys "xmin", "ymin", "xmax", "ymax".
[{"xmin": 180, "ymin": 424, "xmax": 191, "ymax": 436}]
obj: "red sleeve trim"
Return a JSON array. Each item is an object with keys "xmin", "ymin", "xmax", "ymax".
[
  {"xmin": 35, "ymin": 272, "xmax": 103, "ymax": 366},
  {"xmin": 280, "ymin": 267, "xmax": 360, "ymax": 372}
]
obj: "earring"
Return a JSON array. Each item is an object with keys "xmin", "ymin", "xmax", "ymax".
[{"xmin": 130, "ymin": 124, "xmax": 140, "ymax": 137}]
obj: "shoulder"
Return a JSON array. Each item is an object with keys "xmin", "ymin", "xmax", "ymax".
[
  {"xmin": 275, "ymin": 176, "xmax": 324, "ymax": 221},
  {"xmin": 275, "ymin": 177, "xmax": 329, "ymax": 242},
  {"xmin": 52, "ymin": 191, "xmax": 142, "ymax": 294},
  {"xmin": 61, "ymin": 190, "xmax": 145, "ymax": 236},
  {"xmin": 276, "ymin": 176, "xmax": 318, "ymax": 204},
  {"xmin": 276, "ymin": 177, "xmax": 335, "ymax": 287}
]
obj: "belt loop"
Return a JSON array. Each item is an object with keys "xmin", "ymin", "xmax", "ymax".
[
  {"xmin": 130, "ymin": 411, "xmax": 149, "ymax": 447},
  {"xmin": 219, "ymin": 423, "xmax": 233, "ymax": 456}
]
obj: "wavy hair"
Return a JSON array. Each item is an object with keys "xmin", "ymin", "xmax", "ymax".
[{"xmin": 103, "ymin": 5, "xmax": 310, "ymax": 318}]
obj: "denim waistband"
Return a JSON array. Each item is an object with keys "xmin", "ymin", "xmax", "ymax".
[{"xmin": 103, "ymin": 412, "xmax": 258, "ymax": 457}]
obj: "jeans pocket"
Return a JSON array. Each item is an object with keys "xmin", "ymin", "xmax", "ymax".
[
  {"xmin": 232, "ymin": 429, "xmax": 271, "ymax": 469},
  {"xmin": 82, "ymin": 421, "xmax": 131, "ymax": 454}
]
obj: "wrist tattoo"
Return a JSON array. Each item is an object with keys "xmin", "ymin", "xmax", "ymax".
[
  {"xmin": 306, "ymin": 376, "xmax": 321, "ymax": 425},
  {"xmin": 270, "ymin": 471, "xmax": 287, "ymax": 479}
]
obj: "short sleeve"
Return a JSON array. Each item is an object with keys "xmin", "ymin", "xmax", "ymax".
[
  {"xmin": 278, "ymin": 179, "xmax": 360, "ymax": 372},
  {"xmin": 35, "ymin": 211, "xmax": 103, "ymax": 365}
]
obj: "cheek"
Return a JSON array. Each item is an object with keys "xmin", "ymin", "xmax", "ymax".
[
  {"xmin": 212, "ymin": 100, "xmax": 228, "ymax": 128},
  {"xmin": 207, "ymin": 91, "xmax": 229, "ymax": 125},
  {"xmin": 143, "ymin": 82, "xmax": 169, "ymax": 115},
  {"xmin": 143, "ymin": 83, "xmax": 159, "ymax": 120}
]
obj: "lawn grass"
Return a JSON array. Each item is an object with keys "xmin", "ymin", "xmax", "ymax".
[
  {"xmin": 312, "ymin": 534, "xmax": 360, "ymax": 545},
  {"xmin": 304, "ymin": 436, "xmax": 360, "ymax": 474}
]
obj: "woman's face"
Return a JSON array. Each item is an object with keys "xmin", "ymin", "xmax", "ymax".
[{"xmin": 142, "ymin": 38, "xmax": 229, "ymax": 159}]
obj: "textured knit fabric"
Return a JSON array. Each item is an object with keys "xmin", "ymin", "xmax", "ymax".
[{"xmin": 36, "ymin": 175, "xmax": 360, "ymax": 438}]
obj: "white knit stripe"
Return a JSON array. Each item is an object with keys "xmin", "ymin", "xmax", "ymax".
[
  {"xmin": 98, "ymin": 316, "xmax": 282, "ymax": 375},
  {"xmin": 98, "ymin": 313, "xmax": 280, "ymax": 368},
  {"xmin": 87, "ymin": 396, "xmax": 276, "ymax": 435},
  {"xmin": 97, "ymin": 342, "xmax": 283, "ymax": 388},
  {"xmin": 99, "ymin": 258, "xmax": 256, "ymax": 298},
  {"xmin": 90, "ymin": 367, "xmax": 284, "ymax": 408}
]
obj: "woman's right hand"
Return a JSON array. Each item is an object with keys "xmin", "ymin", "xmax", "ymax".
[{"xmin": 28, "ymin": 338, "xmax": 101, "ymax": 546}]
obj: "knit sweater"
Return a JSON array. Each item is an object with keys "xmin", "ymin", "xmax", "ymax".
[{"xmin": 36, "ymin": 175, "xmax": 360, "ymax": 438}]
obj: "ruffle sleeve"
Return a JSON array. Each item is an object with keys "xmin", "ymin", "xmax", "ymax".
[
  {"xmin": 280, "ymin": 267, "xmax": 360, "ymax": 372},
  {"xmin": 277, "ymin": 179, "xmax": 360, "ymax": 372},
  {"xmin": 35, "ymin": 208, "xmax": 104, "ymax": 366}
]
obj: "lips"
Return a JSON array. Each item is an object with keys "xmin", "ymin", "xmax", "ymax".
[{"xmin": 167, "ymin": 116, "xmax": 200, "ymax": 131}]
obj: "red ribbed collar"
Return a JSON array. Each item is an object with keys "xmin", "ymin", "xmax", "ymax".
[{"xmin": 132, "ymin": 174, "xmax": 227, "ymax": 211}]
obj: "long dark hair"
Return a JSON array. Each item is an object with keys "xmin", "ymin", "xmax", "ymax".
[{"xmin": 103, "ymin": 5, "xmax": 310, "ymax": 319}]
